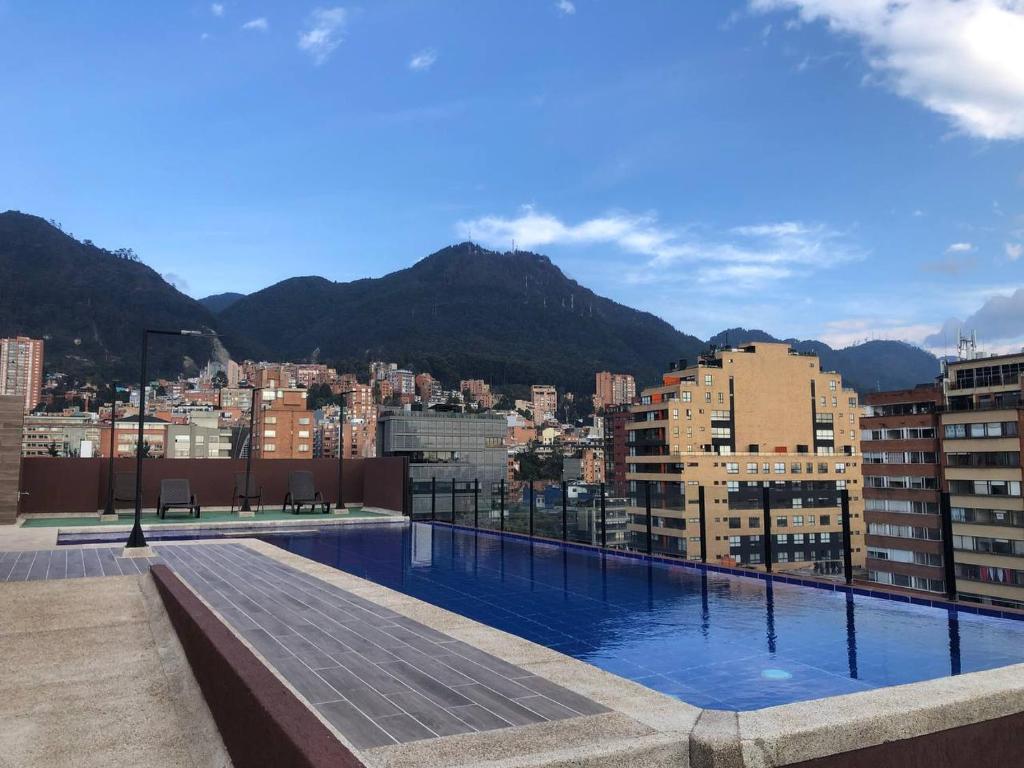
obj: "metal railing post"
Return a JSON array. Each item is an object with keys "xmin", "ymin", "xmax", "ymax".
[
  {"xmin": 698, "ymin": 485, "xmax": 707, "ymax": 563},
  {"xmin": 600, "ymin": 482, "xmax": 607, "ymax": 549},
  {"xmin": 451, "ymin": 479, "xmax": 457, "ymax": 525},
  {"xmin": 645, "ymin": 480, "xmax": 653, "ymax": 555},
  {"xmin": 431, "ymin": 476, "xmax": 436, "ymax": 521},
  {"xmin": 529, "ymin": 483, "xmax": 535, "ymax": 537},
  {"xmin": 840, "ymin": 488, "xmax": 853, "ymax": 586},
  {"xmin": 561, "ymin": 481, "xmax": 568, "ymax": 541},
  {"xmin": 499, "ymin": 478, "xmax": 505, "ymax": 532},
  {"xmin": 474, "ymin": 479, "xmax": 479, "ymax": 529},
  {"xmin": 762, "ymin": 485, "xmax": 773, "ymax": 573},
  {"xmin": 940, "ymin": 491, "xmax": 958, "ymax": 601}
]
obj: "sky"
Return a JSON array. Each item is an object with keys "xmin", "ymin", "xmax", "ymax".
[{"xmin": 1, "ymin": 0, "xmax": 1023, "ymax": 353}]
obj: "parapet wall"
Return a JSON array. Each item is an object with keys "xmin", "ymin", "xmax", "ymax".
[{"xmin": 0, "ymin": 395, "xmax": 24, "ymax": 524}]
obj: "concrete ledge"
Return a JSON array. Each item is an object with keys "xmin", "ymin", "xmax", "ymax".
[{"xmin": 150, "ymin": 563, "xmax": 364, "ymax": 768}]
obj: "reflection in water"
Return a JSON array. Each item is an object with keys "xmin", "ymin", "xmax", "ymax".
[
  {"xmin": 766, "ymin": 579, "xmax": 777, "ymax": 654},
  {"xmin": 949, "ymin": 612, "xmax": 962, "ymax": 676},
  {"xmin": 845, "ymin": 592, "xmax": 859, "ymax": 679},
  {"xmin": 700, "ymin": 571, "xmax": 710, "ymax": 638}
]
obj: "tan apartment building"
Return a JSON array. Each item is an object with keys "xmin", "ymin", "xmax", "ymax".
[
  {"xmin": 0, "ymin": 336, "xmax": 44, "ymax": 412},
  {"xmin": 941, "ymin": 351, "xmax": 1024, "ymax": 610},
  {"xmin": 22, "ymin": 412, "xmax": 101, "ymax": 457},
  {"xmin": 626, "ymin": 341, "xmax": 864, "ymax": 573},
  {"xmin": 259, "ymin": 388, "xmax": 313, "ymax": 459},
  {"xmin": 99, "ymin": 417, "xmax": 170, "ymax": 458},
  {"xmin": 531, "ymin": 385, "xmax": 557, "ymax": 423},
  {"xmin": 593, "ymin": 371, "xmax": 636, "ymax": 412}
]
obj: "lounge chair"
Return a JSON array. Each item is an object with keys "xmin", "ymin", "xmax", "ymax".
[
  {"xmin": 113, "ymin": 472, "xmax": 137, "ymax": 513},
  {"xmin": 158, "ymin": 479, "xmax": 200, "ymax": 519},
  {"xmin": 231, "ymin": 473, "xmax": 263, "ymax": 513},
  {"xmin": 283, "ymin": 471, "xmax": 330, "ymax": 514}
]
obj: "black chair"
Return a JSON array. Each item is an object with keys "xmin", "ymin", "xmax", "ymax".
[
  {"xmin": 283, "ymin": 471, "xmax": 330, "ymax": 514},
  {"xmin": 113, "ymin": 472, "xmax": 137, "ymax": 513},
  {"xmin": 231, "ymin": 473, "xmax": 263, "ymax": 513},
  {"xmin": 158, "ymin": 479, "xmax": 200, "ymax": 519}
]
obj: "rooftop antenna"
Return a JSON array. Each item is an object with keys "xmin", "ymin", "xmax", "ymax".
[{"xmin": 512, "ymin": 239, "xmax": 516, "ymax": 253}]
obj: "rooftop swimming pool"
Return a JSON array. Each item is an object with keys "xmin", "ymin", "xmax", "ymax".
[{"xmin": 263, "ymin": 522, "xmax": 1024, "ymax": 711}]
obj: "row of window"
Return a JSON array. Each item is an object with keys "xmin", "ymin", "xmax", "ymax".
[
  {"xmin": 952, "ymin": 535, "xmax": 1024, "ymax": 557},
  {"xmin": 863, "ymin": 451, "xmax": 937, "ymax": 465},
  {"xmin": 952, "ymin": 507, "xmax": 1024, "ymax": 528},
  {"xmin": 868, "ymin": 522, "xmax": 941, "ymax": 540},
  {"xmin": 725, "ymin": 461, "xmax": 848, "ymax": 475},
  {"xmin": 867, "ymin": 547, "xmax": 943, "ymax": 567},
  {"xmin": 944, "ymin": 421, "xmax": 1019, "ymax": 439},
  {"xmin": 864, "ymin": 476, "xmax": 939, "ymax": 490},
  {"xmin": 945, "ymin": 451, "xmax": 1020, "ymax": 468},
  {"xmin": 868, "ymin": 570, "xmax": 945, "ymax": 593},
  {"xmin": 956, "ymin": 563, "xmax": 1024, "ymax": 587},
  {"xmin": 948, "ymin": 480, "xmax": 1022, "ymax": 498},
  {"xmin": 861, "ymin": 427, "xmax": 936, "ymax": 441},
  {"xmin": 724, "ymin": 514, "xmax": 832, "ymax": 529},
  {"xmin": 865, "ymin": 499, "xmax": 939, "ymax": 515}
]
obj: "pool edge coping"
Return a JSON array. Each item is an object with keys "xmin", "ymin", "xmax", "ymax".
[{"xmin": 243, "ymin": 527, "xmax": 1024, "ymax": 767}]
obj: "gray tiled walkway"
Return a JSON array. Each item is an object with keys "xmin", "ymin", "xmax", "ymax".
[
  {"xmin": 0, "ymin": 547, "xmax": 160, "ymax": 581},
  {"xmin": 159, "ymin": 543, "xmax": 608, "ymax": 749}
]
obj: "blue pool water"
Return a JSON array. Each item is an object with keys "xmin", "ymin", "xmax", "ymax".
[{"xmin": 264, "ymin": 523, "xmax": 1024, "ymax": 710}]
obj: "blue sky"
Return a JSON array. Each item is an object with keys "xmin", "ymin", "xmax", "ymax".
[{"xmin": 2, "ymin": 1, "xmax": 1023, "ymax": 352}]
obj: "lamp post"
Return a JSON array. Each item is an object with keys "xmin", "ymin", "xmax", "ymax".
[
  {"xmin": 238, "ymin": 386, "xmax": 263, "ymax": 516},
  {"xmin": 335, "ymin": 389, "xmax": 356, "ymax": 512},
  {"xmin": 126, "ymin": 328, "xmax": 217, "ymax": 552},
  {"xmin": 101, "ymin": 381, "xmax": 119, "ymax": 518}
]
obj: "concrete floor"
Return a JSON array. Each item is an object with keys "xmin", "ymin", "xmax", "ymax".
[{"xmin": 0, "ymin": 573, "xmax": 231, "ymax": 768}]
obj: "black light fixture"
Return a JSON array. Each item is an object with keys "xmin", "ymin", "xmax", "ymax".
[
  {"xmin": 239, "ymin": 386, "xmax": 264, "ymax": 514},
  {"xmin": 126, "ymin": 328, "xmax": 217, "ymax": 550},
  {"xmin": 335, "ymin": 389, "xmax": 356, "ymax": 511}
]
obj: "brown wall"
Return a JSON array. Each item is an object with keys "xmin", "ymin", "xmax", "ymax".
[
  {"xmin": 789, "ymin": 711, "xmax": 1024, "ymax": 768},
  {"xmin": 17, "ymin": 456, "xmax": 406, "ymax": 515},
  {"xmin": 0, "ymin": 395, "xmax": 24, "ymax": 524}
]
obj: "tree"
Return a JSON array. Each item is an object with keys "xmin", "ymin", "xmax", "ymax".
[
  {"xmin": 46, "ymin": 441, "xmax": 60, "ymax": 457},
  {"xmin": 212, "ymin": 371, "xmax": 228, "ymax": 389}
]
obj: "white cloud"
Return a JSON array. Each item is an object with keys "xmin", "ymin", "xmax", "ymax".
[
  {"xmin": 924, "ymin": 288, "xmax": 1024, "ymax": 348},
  {"xmin": 210, "ymin": 3, "xmax": 224, "ymax": 17},
  {"xmin": 818, "ymin": 318, "xmax": 940, "ymax": 349},
  {"xmin": 241, "ymin": 17, "xmax": 268, "ymax": 32},
  {"xmin": 750, "ymin": 0, "xmax": 1024, "ymax": 140},
  {"xmin": 200, "ymin": 32, "xmax": 211, "ymax": 41},
  {"xmin": 163, "ymin": 273, "xmax": 191, "ymax": 294},
  {"xmin": 946, "ymin": 242, "xmax": 975, "ymax": 253},
  {"xmin": 298, "ymin": 7, "xmax": 347, "ymax": 65},
  {"xmin": 456, "ymin": 206, "xmax": 862, "ymax": 290},
  {"xmin": 556, "ymin": 0, "xmax": 576, "ymax": 15},
  {"xmin": 409, "ymin": 49, "xmax": 437, "ymax": 71},
  {"xmin": 1007, "ymin": 242, "xmax": 1023, "ymax": 260}
]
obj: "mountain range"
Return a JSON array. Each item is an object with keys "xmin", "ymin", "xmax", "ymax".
[{"xmin": 0, "ymin": 210, "xmax": 940, "ymax": 395}]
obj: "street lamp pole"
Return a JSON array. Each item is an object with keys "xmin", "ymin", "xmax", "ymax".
[
  {"xmin": 239, "ymin": 386, "xmax": 262, "ymax": 515},
  {"xmin": 126, "ymin": 329, "xmax": 216, "ymax": 552},
  {"xmin": 335, "ymin": 389, "xmax": 356, "ymax": 512},
  {"xmin": 101, "ymin": 381, "xmax": 118, "ymax": 518}
]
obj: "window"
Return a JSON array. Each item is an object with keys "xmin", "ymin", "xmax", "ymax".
[
  {"xmin": 726, "ymin": 462, "xmax": 739, "ymax": 474},
  {"xmin": 835, "ymin": 463, "xmax": 846, "ymax": 474},
  {"xmin": 776, "ymin": 516, "xmax": 788, "ymax": 527},
  {"xmin": 704, "ymin": 391, "xmax": 712, "ymax": 403},
  {"xmin": 792, "ymin": 497, "xmax": 803, "ymax": 509},
  {"xmin": 718, "ymin": 392, "xmax": 724, "ymax": 403},
  {"xmin": 776, "ymin": 533, "xmax": 788, "ymax": 543},
  {"xmin": 747, "ymin": 463, "xmax": 758, "ymax": 474},
  {"xmin": 791, "ymin": 463, "xmax": 802, "ymax": 474},
  {"xmin": 298, "ymin": 417, "xmax": 311, "ymax": 425},
  {"xmin": 774, "ymin": 463, "xmax": 785, "ymax": 474},
  {"xmin": 749, "ymin": 517, "xmax": 760, "ymax": 528},
  {"xmin": 263, "ymin": 444, "xmax": 276, "ymax": 452},
  {"xmin": 681, "ymin": 391, "xmax": 692, "ymax": 402},
  {"xmin": 792, "ymin": 515, "xmax": 804, "ymax": 526},
  {"xmin": 820, "ymin": 515, "xmax": 831, "ymax": 526},
  {"xmin": 264, "ymin": 416, "xmax": 278, "ymax": 425},
  {"xmin": 793, "ymin": 533, "xmax": 805, "ymax": 544},
  {"xmin": 704, "ymin": 374, "xmax": 713, "ymax": 386},
  {"xmin": 263, "ymin": 429, "xmax": 276, "ymax": 438},
  {"xmin": 728, "ymin": 517, "xmax": 741, "ymax": 529},
  {"xmin": 829, "ymin": 380, "xmax": 837, "ymax": 391},
  {"xmin": 298, "ymin": 430, "xmax": 310, "ymax": 438}
]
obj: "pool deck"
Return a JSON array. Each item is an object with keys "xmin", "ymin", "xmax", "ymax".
[
  {"xmin": 5, "ymin": 521, "xmax": 1024, "ymax": 766},
  {"xmin": 0, "ymin": 570, "xmax": 230, "ymax": 768}
]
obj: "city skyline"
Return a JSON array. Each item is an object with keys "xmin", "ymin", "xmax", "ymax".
[{"xmin": 1, "ymin": 2, "xmax": 1022, "ymax": 354}]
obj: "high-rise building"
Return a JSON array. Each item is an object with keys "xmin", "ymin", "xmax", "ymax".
[
  {"xmin": 387, "ymin": 368, "xmax": 416, "ymax": 397},
  {"xmin": 593, "ymin": 371, "xmax": 636, "ymax": 411},
  {"xmin": 21, "ymin": 412, "xmax": 100, "ymax": 457},
  {"xmin": 531, "ymin": 385, "xmax": 557, "ymax": 423},
  {"xmin": 626, "ymin": 342, "xmax": 864, "ymax": 571},
  {"xmin": 862, "ymin": 385, "xmax": 945, "ymax": 594},
  {"xmin": 942, "ymin": 350, "xmax": 1024, "ymax": 609},
  {"xmin": 259, "ymin": 388, "xmax": 313, "ymax": 459},
  {"xmin": 0, "ymin": 336, "xmax": 44, "ymax": 412},
  {"xmin": 370, "ymin": 361, "xmax": 397, "ymax": 382},
  {"xmin": 166, "ymin": 412, "xmax": 234, "ymax": 459},
  {"xmin": 460, "ymin": 379, "xmax": 494, "ymax": 409},
  {"xmin": 416, "ymin": 373, "xmax": 442, "ymax": 404},
  {"xmin": 603, "ymin": 404, "xmax": 632, "ymax": 498}
]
